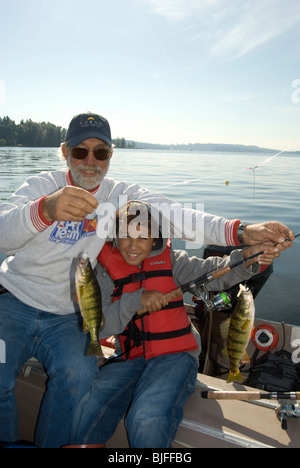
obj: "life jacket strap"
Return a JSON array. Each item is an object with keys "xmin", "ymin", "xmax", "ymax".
[
  {"xmin": 112, "ymin": 270, "xmax": 173, "ymax": 297},
  {"xmin": 138, "ymin": 300, "xmax": 184, "ymax": 318},
  {"xmin": 120, "ymin": 323, "xmax": 192, "ymax": 359}
]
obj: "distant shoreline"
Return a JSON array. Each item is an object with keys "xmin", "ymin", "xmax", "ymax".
[
  {"xmin": 125, "ymin": 142, "xmax": 300, "ymax": 154},
  {"xmin": 2, "ymin": 142, "xmax": 299, "ymax": 154},
  {"xmin": 1, "ymin": 117, "xmax": 299, "ymax": 153}
]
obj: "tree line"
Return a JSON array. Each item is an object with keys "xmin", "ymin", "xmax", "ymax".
[
  {"xmin": 0, "ymin": 116, "xmax": 66, "ymax": 147},
  {"xmin": 0, "ymin": 116, "xmax": 135, "ymax": 148}
]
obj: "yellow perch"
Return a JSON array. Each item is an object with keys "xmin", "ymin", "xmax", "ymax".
[
  {"xmin": 75, "ymin": 255, "xmax": 105, "ymax": 358},
  {"xmin": 222, "ymin": 284, "xmax": 255, "ymax": 383}
]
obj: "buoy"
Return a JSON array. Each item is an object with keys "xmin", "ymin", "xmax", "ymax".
[{"xmin": 252, "ymin": 324, "xmax": 279, "ymax": 351}]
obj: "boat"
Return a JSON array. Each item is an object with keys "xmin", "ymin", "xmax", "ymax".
[{"xmin": 3, "ymin": 247, "xmax": 300, "ymax": 448}]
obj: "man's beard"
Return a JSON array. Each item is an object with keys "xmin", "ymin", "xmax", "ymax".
[{"xmin": 67, "ymin": 154, "xmax": 109, "ymax": 191}]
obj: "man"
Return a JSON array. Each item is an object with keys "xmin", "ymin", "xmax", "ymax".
[{"xmin": 0, "ymin": 112, "xmax": 293, "ymax": 448}]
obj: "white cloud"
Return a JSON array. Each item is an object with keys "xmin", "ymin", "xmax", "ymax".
[
  {"xmin": 145, "ymin": 0, "xmax": 223, "ymax": 21},
  {"xmin": 211, "ymin": 1, "xmax": 300, "ymax": 59},
  {"xmin": 145, "ymin": 0, "xmax": 300, "ymax": 59}
]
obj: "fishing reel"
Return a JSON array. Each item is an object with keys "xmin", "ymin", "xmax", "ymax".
[
  {"xmin": 276, "ymin": 402, "xmax": 300, "ymax": 430},
  {"xmin": 211, "ymin": 292, "xmax": 232, "ymax": 310},
  {"xmin": 192, "ymin": 285, "xmax": 232, "ymax": 312}
]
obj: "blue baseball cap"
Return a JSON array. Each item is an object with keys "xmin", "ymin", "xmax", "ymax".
[{"xmin": 66, "ymin": 112, "xmax": 112, "ymax": 147}]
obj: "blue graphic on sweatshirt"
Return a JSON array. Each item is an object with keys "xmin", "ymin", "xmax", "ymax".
[{"xmin": 49, "ymin": 217, "xmax": 97, "ymax": 245}]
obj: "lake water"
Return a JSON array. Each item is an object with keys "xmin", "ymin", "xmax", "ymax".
[{"xmin": 0, "ymin": 147, "xmax": 299, "ymax": 325}]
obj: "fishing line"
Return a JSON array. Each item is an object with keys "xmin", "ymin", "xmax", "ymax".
[
  {"xmin": 156, "ymin": 148, "xmax": 293, "ymax": 252},
  {"xmin": 158, "ymin": 171, "xmax": 237, "ymax": 191},
  {"xmin": 255, "ymin": 147, "xmax": 290, "ymax": 167},
  {"xmin": 246, "ymin": 147, "xmax": 290, "ymax": 200},
  {"xmin": 158, "ymin": 147, "xmax": 290, "ymax": 194},
  {"xmin": 240, "ymin": 146, "xmax": 291, "ymax": 246}
]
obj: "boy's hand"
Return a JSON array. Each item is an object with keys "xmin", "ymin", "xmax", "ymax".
[
  {"xmin": 139, "ymin": 291, "xmax": 169, "ymax": 314},
  {"xmin": 243, "ymin": 242, "xmax": 279, "ymax": 267}
]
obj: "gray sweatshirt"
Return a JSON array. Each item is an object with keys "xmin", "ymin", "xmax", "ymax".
[
  {"xmin": 97, "ymin": 239, "xmax": 259, "ymax": 361},
  {"xmin": 0, "ymin": 168, "xmax": 241, "ymax": 315}
]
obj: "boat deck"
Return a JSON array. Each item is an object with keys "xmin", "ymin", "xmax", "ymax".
[{"xmin": 16, "ymin": 364, "xmax": 300, "ymax": 448}]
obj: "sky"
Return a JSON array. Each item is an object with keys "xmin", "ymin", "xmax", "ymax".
[{"xmin": 1, "ymin": 0, "xmax": 300, "ymax": 150}]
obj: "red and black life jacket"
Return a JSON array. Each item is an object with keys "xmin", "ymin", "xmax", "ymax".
[{"xmin": 98, "ymin": 239, "xmax": 198, "ymax": 360}]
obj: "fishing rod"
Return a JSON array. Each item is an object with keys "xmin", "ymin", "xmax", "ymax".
[
  {"xmin": 184, "ymin": 230, "xmax": 300, "ymax": 290},
  {"xmin": 274, "ymin": 231, "xmax": 300, "ymax": 246},
  {"xmin": 288, "ymin": 232, "xmax": 300, "ymax": 241},
  {"xmin": 174, "ymin": 250, "xmax": 263, "ymax": 297},
  {"xmin": 137, "ymin": 250, "xmax": 263, "ymax": 315},
  {"xmin": 201, "ymin": 389, "xmax": 300, "ymax": 430},
  {"xmin": 137, "ymin": 232, "xmax": 300, "ymax": 315},
  {"xmin": 201, "ymin": 390, "xmax": 300, "ymax": 401}
]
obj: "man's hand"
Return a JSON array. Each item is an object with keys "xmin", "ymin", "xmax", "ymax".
[
  {"xmin": 42, "ymin": 186, "xmax": 99, "ymax": 223},
  {"xmin": 243, "ymin": 222, "xmax": 294, "ymax": 253}
]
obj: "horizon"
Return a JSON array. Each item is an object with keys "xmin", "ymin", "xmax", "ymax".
[{"xmin": 1, "ymin": 114, "xmax": 299, "ymax": 153}]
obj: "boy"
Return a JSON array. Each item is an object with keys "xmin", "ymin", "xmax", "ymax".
[{"xmin": 71, "ymin": 201, "xmax": 277, "ymax": 448}]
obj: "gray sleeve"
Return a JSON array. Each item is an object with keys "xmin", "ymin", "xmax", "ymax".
[{"xmin": 171, "ymin": 248, "xmax": 260, "ymax": 292}]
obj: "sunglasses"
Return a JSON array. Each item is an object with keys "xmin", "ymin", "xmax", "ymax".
[{"xmin": 71, "ymin": 147, "xmax": 111, "ymax": 161}]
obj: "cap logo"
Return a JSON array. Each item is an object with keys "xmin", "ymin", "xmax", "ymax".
[{"xmin": 80, "ymin": 117, "xmax": 103, "ymax": 129}]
